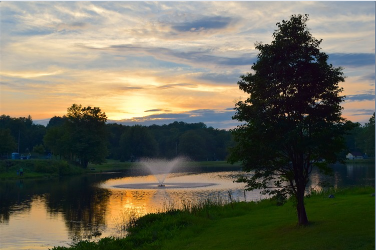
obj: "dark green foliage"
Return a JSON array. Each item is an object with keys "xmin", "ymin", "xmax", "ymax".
[
  {"xmin": 32, "ymin": 144, "xmax": 45, "ymax": 155},
  {"xmin": 65, "ymin": 104, "xmax": 108, "ymax": 168},
  {"xmin": 0, "ymin": 129, "xmax": 17, "ymax": 156},
  {"xmin": 0, "ymin": 159, "xmax": 82, "ymax": 176},
  {"xmin": 229, "ymin": 14, "xmax": 353, "ymax": 225},
  {"xmin": 178, "ymin": 130, "xmax": 206, "ymax": 160},
  {"xmin": 343, "ymin": 113, "xmax": 375, "ymax": 158},
  {"xmin": 0, "ymin": 115, "xmax": 46, "ymax": 154},
  {"xmin": 106, "ymin": 123, "xmax": 129, "ymax": 160},
  {"xmin": 47, "ymin": 116, "xmax": 67, "ymax": 129},
  {"xmin": 44, "ymin": 104, "xmax": 108, "ymax": 168},
  {"xmin": 107, "ymin": 121, "xmax": 233, "ymax": 161},
  {"xmin": 44, "ymin": 126, "xmax": 69, "ymax": 158},
  {"xmin": 43, "ymin": 112, "xmax": 233, "ymax": 163},
  {"xmin": 44, "ymin": 116, "xmax": 70, "ymax": 158},
  {"xmin": 120, "ymin": 125, "xmax": 159, "ymax": 160},
  {"xmin": 344, "ymin": 121, "xmax": 363, "ymax": 154},
  {"xmin": 149, "ymin": 121, "xmax": 233, "ymax": 161},
  {"xmin": 356, "ymin": 113, "xmax": 375, "ymax": 157}
]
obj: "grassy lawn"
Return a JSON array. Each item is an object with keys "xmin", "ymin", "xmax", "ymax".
[
  {"xmin": 51, "ymin": 186, "xmax": 375, "ymax": 250},
  {"xmin": 0, "ymin": 171, "xmax": 51, "ymax": 179},
  {"xmin": 163, "ymin": 187, "xmax": 374, "ymax": 250},
  {"xmin": 88, "ymin": 159, "xmax": 136, "ymax": 172}
]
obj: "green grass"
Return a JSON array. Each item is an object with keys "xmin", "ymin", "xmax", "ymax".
[
  {"xmin": 51, "ymin": 186, "xmax": 375, "ymax": 250},
  {"xmin": 88, "ymin": 159, "xmax": 136, "ymax": 172}
]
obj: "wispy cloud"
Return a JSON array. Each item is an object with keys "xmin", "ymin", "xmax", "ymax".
[
  {"xmin": 158, "ymin": 83, "xmax": 197, "ymax": 89},
  {"xmin": 195, "ymin": 72, "xmax": 242, "ymax": 84},
  {"xmin": 78, "ymin": 43, "xmax": 257, "ymax": 68},
  {"xmin": 346, "ymin": 94, "xmax": 375, "ymax": 102},
  {"xmin": 144, "ymin": 109, "xmax": 171, "ymax": 113},
  {"xmin": 1, "ymin": 1, "xmax": 374, "ymax": 126},
  {"xmin": 328, "ymin": 53, "xmax": 375, "ymax": 68},
  {"xmin": 171, "ymin": 16, "xmax": 236, "ymax": 32},
  {"xmin": 109, "ymin": 108, "xmax": 240, "ymax": 129},
  {"xmin": 349, "ymin": 109, "xmax": 375, "ymax": 116},
  {"xmin": 56, "ymin": 22, "xmax": 89, "ymax": 31},
  {"xmin": 359, "ymin": 73, "xmax": 375, "ymax": 83}
]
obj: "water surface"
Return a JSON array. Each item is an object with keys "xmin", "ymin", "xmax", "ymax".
[{"xmin": 0, "ymin": 163, "xmax": 374, "ymax": 250}]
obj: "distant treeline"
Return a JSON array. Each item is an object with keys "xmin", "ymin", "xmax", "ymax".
[
  {"xmin": 0, "ymin": 114, "xmax": 234, "ymax": 163},
  {"xmin": 0, "ymin": 112, "xmax": 374, "ymax": 165},
  {"xmin": 343, "ymin": 113, "xmax": 375, "ymax": 158}
]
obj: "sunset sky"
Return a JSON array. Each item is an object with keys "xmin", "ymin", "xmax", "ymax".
[{"xmin": 0, "ymin": 1, "xmax": 374, "ymax": 129}]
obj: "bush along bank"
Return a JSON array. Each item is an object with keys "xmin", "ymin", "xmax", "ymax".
[{"xmin": 0, "ymin": 159, "xmax": 85, "ymax": 179}]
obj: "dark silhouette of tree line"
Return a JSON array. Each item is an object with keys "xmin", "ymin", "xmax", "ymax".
[
  {"xmin": 0, "ymin": 115, "xmax": 46, "ymax": 158},
  {"xmin": 344, "ymin": 113, "xmax": 375, "ymax": 158},
  {"xmin": 105, "ymin": 120, "xmax": 233, "ymax": 162},
  {"xmin": 0, "ymin": 108, "xmax": 373, "ymax": 166},
  {"xmin": 0, "ymin": 104, "xmax": 234, "ymax": 166}
]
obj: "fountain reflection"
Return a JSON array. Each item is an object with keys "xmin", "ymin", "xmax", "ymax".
[{"xmin": 100, "ymin": 171, "xmax": 257, "ymax": 215}]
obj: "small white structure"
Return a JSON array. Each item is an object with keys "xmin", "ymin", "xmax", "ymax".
[{"xmin": 346, "ymin": 152, "xmax": 364, "ymax": 160}]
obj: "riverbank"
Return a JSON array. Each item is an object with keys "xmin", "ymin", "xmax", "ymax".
[
  {"xmin": 0, "ymin": 159, "xmax": 84, "ymax": 179},
  {"xmin": 1, "ymin": 158, "xmax": 372, "ymax": 180},
  {"xmin": 51, "ymin": 186, "xmax": 375, "ymax": 250},
  {"xmin": 0, "ymin": 159, "xmax": 241, "ymax": 179}
]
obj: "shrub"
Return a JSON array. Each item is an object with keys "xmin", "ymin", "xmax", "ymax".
[{"xmin": 34, "ymin": 160, "xmax": 58, "ymax": 173}]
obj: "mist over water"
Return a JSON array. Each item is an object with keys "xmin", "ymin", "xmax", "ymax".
[{"xmin": 138, "ymin": 157, "xmax": 188, "ymax": 186}]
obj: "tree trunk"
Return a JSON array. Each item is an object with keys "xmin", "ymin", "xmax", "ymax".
[{"xmin": 296, "ymin": 185, "xmax": 309, "ymax": 225}]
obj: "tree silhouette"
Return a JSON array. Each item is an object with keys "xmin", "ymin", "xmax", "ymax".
[
  {"xmin": 229, "ymin": 14, "xmax": 353, "ymax": 225},
  {"xmin": 65, "ymin": 104, "xmax": 108, "ymax": 168}
]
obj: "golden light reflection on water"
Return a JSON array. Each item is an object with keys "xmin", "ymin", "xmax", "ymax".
[
  {"xmin": 0, "ymin": 197, "xmax": 70, "ymax": 250},
  {"xmin": 99, "ymin": 171, "xmax": 257, "ymax": 237},
  {"xmin": 1, "ymin": 165, "xmax": 373, "ymax": 249}
]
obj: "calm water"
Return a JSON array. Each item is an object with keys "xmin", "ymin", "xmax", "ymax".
[{"xmin": 0, "ymin": 163, "xmax": 374, "ymax": 250}]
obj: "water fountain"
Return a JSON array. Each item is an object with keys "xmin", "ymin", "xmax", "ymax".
[
  {"xmin": 141, "ymin": 157, "xmax": 183, "ymax": 187},
  {"xmin": 112, "ymin": 157, "xmax": 217, "ymax": 189}
]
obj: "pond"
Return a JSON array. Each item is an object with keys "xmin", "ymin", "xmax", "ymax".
[{"xmin": 0, "ymin": 163, "xmax": 374, "ymax": 250}]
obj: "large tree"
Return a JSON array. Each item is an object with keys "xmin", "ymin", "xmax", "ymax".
[
  {"xmin": 67, "ymin": 104, "xmax": 108, "ymax": 168},
  {"xmin": 228, "ymin": 14, "xmax": 353, "ymax": 225},
  {"xmin": 46, "ymin": 104, "xmax": 109, "ymax": 168}
]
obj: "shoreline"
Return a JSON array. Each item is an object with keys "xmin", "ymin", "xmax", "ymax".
[
  {"xmin": 50, "ymin": 186, "xmax": 375, "ymax": 250},
  {"xmin": 1, "ymin": 158, "xmax": 373, "ymax": 180}
]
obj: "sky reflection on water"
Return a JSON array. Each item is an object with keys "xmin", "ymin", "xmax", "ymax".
[{"xmin": 0, "ymin": 164, "xmax": 374, "ymax": 250}]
